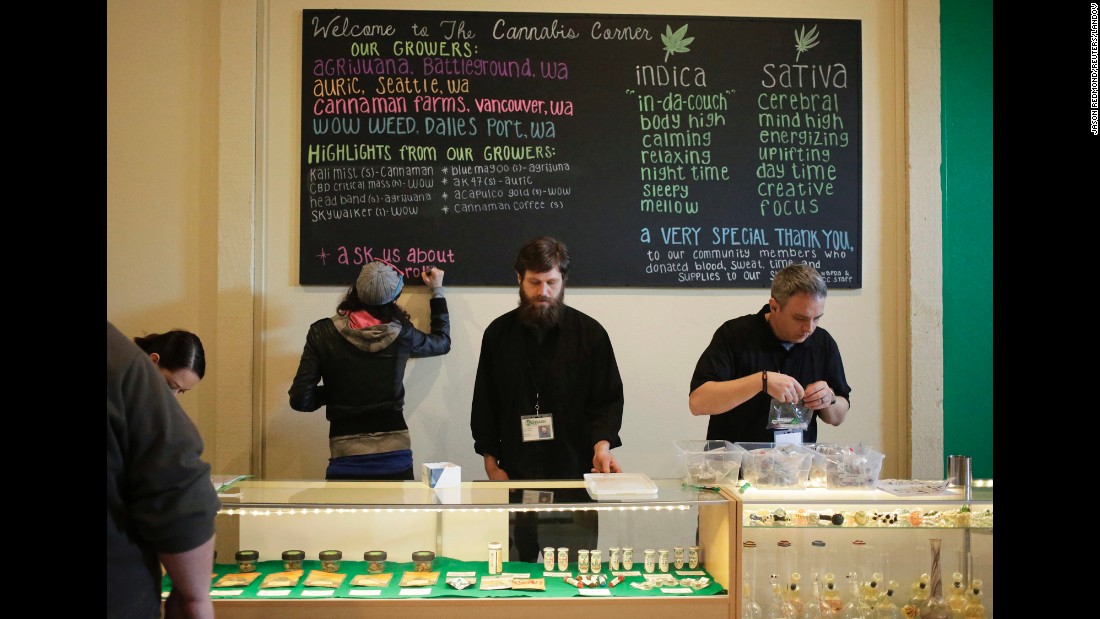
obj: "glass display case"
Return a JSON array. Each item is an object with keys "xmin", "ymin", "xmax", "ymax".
[
  {"xmin": 190, "ymin": 478, "xmax": 992, "ymax": 618},
  {"xmin": 196, "ymin": 478, "xmax": 739, "ymax": 618},
  {"xmin": 738, "ymin": 482, "xmax": 993, "ymax": 618}
]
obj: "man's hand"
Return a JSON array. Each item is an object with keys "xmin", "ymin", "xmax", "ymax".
[
  {"xmin": 802, "ymin": 381, "xmax": 835, "ymax": 410},
  {"xmin": 483, "ymin": 454, "xmax": 510, "ymax": 480},
  {"xmin": 591, "ymin": 440, "xmax": 622, "ymax": 473}
]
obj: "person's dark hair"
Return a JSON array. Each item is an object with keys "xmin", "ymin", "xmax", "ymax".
[
  {"xmin": 770, "ymin": 263, "xmax": 828, "ymax": 308},
  {"xmin": 133, "ymin": 330, "xmax": 206, "ymax": 379},
  {"xmin": 336, "ymin": 286, "xmax": 411, "ymax": 324},
  {"xmin": 514, "ymin": 236, "xmax": 570, "ymax": 279}
]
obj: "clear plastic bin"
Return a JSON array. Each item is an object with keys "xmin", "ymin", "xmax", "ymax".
[
  {"xmin": 735, "ymin": 442, "xmax": 814, "ymax": 489},
  {"xmin": 822, "ymin": 445, "xmax": 885, "ymax": 489},
  {"xmin": 674, "ymin": 440, "xmax": 745, "ymax": 484}
]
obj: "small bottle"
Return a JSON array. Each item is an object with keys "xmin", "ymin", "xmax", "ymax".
[
  {"xmin": 543, "ymin": 547, "xmax": 556, "ymax": 571},
  {"xmin": 319, "ymin": 550, "xmax": 342, "ymax": 573},
  {"xmin": 412, "ymin": 550, "xmax": 435, "ymax": 572},
  {"xmin": 622, "ymin": 547, "xmax": 634, "ymax": 570},
  {"xmin": 557, "ymin": 547, "xmax": 569, "ymax": 571},
  {"xmin": 674, "ymin": 546, "xmax": 685, "ymax": 569},
  {"xmin": 364, "ymin": 550, "xmax": 387, "ymax": 574},
  {"xmin": 644, "ymin": 549, "xmax": 657, "ymax": 573},
  {"xmin": 609, "ymin": 546, "xmax": 621, "ymax": 571},
  {"xmin": 235, "ymin": 550, "xmax": 259, "ymax": 573},
  {"xmin": 577, "ymin": 549, "xmax": 590, "ymax": 573},
  {"xmin": 688, "ymin": 545, "xmax": 701, "ymax": 569},
  {"xmin": 488, "ymin": 541, "xmax": 503, "ymax": 575},
  {"xmin": 658, "ymin": 549, "xmax": 670, "ymax": 573},
  {"xmin": 281, "ymin": 550, "xmax": 304, "ymax": 572},
  {"xmin": 590, "ymin": 549, "xmax": 602, "ymax": 574}
]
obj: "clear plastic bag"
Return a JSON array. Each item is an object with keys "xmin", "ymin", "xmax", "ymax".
[{"xmin": 767, "ymin": 397, "xmax": 812, "ymax": 430}]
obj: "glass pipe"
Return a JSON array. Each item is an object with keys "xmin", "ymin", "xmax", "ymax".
[
  {"xmin": 744, "ymin": 540, "xmax": 763, "ymax": 619},
  {"xmin": 919, "ymin": 539, "xmax": 951, "ymax": 619},
  {"xmin": 946, "ymin": 571, "xmax": 967, "ymax": 618},
  {"xmin": 765, "ymin": 573, "xmax": 798, "ymax": 619},
  {"xmin": 962, "ymin": 579, "xmax": 986, "ymax": 619},
  {"xmin": 787, "ymin": 572, "xmax": 806, "ymax": 619},
  {"xmin": 900, "ymin": 573, "xmax": 930, "ymax": 619},
  {"xmin": 874, "ymin": 580, "xmax": 901, "ymax": 619},
  {"xmin": 842, "ymin": 572, "xmax": 870, "ymax": 619},
  {"xmin": 821, "ymin": 572, "xmax": 844, "ymax": 615}
]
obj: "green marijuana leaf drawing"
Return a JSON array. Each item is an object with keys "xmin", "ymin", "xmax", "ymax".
[
  {"xmin": 794, "ymin": 24, "xmax": 820, "ymax": 61},
  {"xmin": 661, "ymin": 24, "xmax": 694, "ymax": 62}
]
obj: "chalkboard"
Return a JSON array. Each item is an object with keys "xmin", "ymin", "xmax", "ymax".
[{"xmin": 300, "ymin": 10, "xmax": 862, "ymax": 288}]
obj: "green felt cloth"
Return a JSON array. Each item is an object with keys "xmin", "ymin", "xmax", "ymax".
[{"xmin": 164, "ymin": 556, "xmax": 725, "ymax": 600}]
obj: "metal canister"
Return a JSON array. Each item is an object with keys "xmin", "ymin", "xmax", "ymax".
[
  {"xmin": 608, "ymin": 546, "xmax": 621, "ymax": 571},
  {"xmin": 557, "ymin": 547, "xmax": 569, "ymax": 572},
  {"xmin": 543, "ymin": 547, "xmax": 555, "ymax": 571},
  {"xmin": 622, "ymin": 546, "xmax": 634, "ymax": 570},
  {"xmin": 673, "ymin": 546, "xmax": 685, "ymax": 569},
  {"xmin": 590, "ymin": 549, "xmax": 602, "ymax": 574},
  {"xmin": 577, "ymin": 549, "xmax": 590, "ymax": 573},
  {"xmin": 688, "ymin": 545, "xmax": 701, "ymax": 569},
  {"xmin": 644, "ymin": 549, "xmax": 656, "ymax": 573},
  {"xmin": 658, "ymin": 549, "xmax": 670, "ymax": 573}
]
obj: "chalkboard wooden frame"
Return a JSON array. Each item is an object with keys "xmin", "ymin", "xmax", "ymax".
[{"xmin": 300, "ymin": 9, "xmax": 862, "ymax": 288}]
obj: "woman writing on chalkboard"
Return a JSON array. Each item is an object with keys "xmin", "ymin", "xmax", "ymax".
[
  {"xmin": 289, "ymin": 260, "xmax": 450, "ymax": 480},
  {"xmin": 133, "ymin": 329, "xmax": 206, "ymax": 397}
]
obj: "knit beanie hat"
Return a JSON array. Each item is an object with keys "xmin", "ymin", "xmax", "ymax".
[{"xmin": 355, "ymin": 261, "xmax": 404, "ymax": 305}]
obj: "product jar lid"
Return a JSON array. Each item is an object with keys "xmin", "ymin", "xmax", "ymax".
[
  {"xmin": 282, "ymin": 550, "xmax": 305, "ymax": 561},
  {"xmin": 411, "ymin": 550, "xmax": 436, "ymax": 562},
  {"xmin": 235, "ymin": 550, "xmax": 259, "ymax": 561},
  {"xmin": 319, "ymin": 550, "xmax": 342, "ymax": 561},
  {"xmin": 364, "ymin": 550, "xmax": 387, "ymax": 561}
]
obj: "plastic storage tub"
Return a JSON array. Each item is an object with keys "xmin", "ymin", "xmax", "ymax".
[
  {"xmin": 674, "ymin": 440, "xmax": 745, "ymax": 485},
  {"xmin": 822, "ymin": 445, "xmax": 885, "ymax": 489},
  {"xmin": 735, "ymin": 442, "xmax": 814, "ymax": 489}
]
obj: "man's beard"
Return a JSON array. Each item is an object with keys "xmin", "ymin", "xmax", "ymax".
[{"xmin": 517, "ymin": 288, "xmax": 565, "ymax": 330}]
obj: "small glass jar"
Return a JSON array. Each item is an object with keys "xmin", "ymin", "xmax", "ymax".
[
  {"xmin": 673, "ymin": 546, "xmax": 685, "ymax": 570},
  {"xmin": 577, "ymin": 549, "xmax": 590, "ymax": 574},
  {"xmin": 688, "ymin": 545, "xmax": 701, "ymax": 569},
  {"xmin": 622, "ymin": 547, "xmax": 634, "ymax": 570},
  {"xmin": 282, "ymin": 550, "xmax": 304, "ymax": 572},
  {"xmin": 319, "ymin": 550, "xmax": 342, "ymax": 573},
  {"xmin": 590, "ymin": 549, "xmax": 602, "ymax": 574},
  {"xmin": 643, "ymin": 548, "xmax": 656, "ymax": 573},
  {"xmin": 658, "ymin": 548, "xmax": 670, "ymax": 573},
  {"xmin": 557, "ymin": 547, "xmax": 569, "ymax": 571},
  {"xmin": 364, "ymin": 550, "xmax": 387, "ymax": 574},
  {"xmin": 543, "ymin": 547, "xmax": 556, "ymax": 571},
  {"xmin": 608, "ymin": 546, "xmax": 621, "ymax": 571},
  {"xmin": 412, "ymin": 550, "xmax": 435, "ymax": 572},
  {"xmin": 488, "ymin": 542, "xmax": 503, "ymax": 575},
  {"xmin": 235, "ymin": 550, "xmax": 259, "ymax": 573}
]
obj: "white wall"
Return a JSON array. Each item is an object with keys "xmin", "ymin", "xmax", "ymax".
[
  {"xmin": 108, "ymin": 0, "xmax": 940, "ymax": 482},
  {"xmin": 255, "ymin": 0, "xmax": 908, "ymax": 481}
]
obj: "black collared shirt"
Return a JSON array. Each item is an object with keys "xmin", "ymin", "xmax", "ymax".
[{"xmin": 690, "ymin": 304, "xmax": 851, "ymax": 443}]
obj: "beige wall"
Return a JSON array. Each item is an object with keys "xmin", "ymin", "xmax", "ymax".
[{"xmin": 107, "ymin": 0, "xmax": 943, "ymax": 481}]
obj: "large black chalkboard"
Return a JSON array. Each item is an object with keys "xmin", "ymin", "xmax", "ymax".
[{"xmin": 300, "ymin": 10, "xmax": 861, "ymax": 288}]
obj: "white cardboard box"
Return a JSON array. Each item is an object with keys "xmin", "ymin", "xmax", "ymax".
[{"xmin": 422, "ymin": 462, "xmax": 461, "ymax": 488}]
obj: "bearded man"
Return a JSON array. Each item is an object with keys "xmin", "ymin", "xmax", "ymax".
[{"xmin": 470, "ymin": 236, "xmax": 625, "ymax": 562}]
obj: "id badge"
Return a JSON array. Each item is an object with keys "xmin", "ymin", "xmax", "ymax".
[
  {"xmin": 774, "ymin": 429, "xmax": 803, "ymax": 444},
  {"xmin": 521, "ymin": 414, "xmax": 554, "ymax": 442}
]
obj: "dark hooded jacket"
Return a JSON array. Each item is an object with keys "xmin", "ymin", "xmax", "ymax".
[{"xmin": 289, "ymin": 297, "xmax": 450, "ymax": 438}]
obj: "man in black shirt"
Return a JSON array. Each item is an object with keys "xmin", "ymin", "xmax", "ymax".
[
  {"xmin": 470, "ymin": 236, "xmax": 625, "ymax": 561},
  {"xmin": 688, "ymin": 263, "xmax": 851, "ymax": 444}
]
